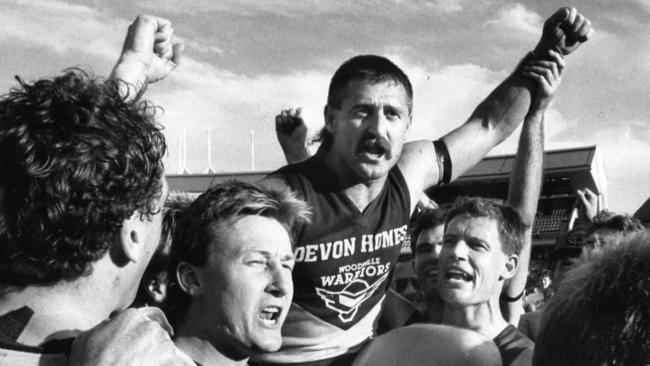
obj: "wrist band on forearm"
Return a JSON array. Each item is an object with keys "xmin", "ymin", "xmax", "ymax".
[
  {"xmin": 433, "ymin": 139, "xmax": 452, "ymax": 186},
  {"xmin": 500, "ymin": 290, "xmax": 525, "ymax": 303}
]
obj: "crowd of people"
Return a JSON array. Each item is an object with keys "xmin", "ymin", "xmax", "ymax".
[{"xmin": 0, "ymin": 6, "xmax": 648, "ymax": 366}]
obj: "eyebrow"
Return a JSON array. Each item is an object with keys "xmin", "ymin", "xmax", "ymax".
[
  {"xmin": 443, "ymin": 234, "xmax": 490, "ymax": 248},
  {"xmin": 254, "ymin": 250, "xmax": 295, "ymax": 262},
  {"xmin": 281, "ymin": 253, "xmax": 295, "ymax": 262}
]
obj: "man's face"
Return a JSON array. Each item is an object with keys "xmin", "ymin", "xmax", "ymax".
[
  {"xmin": 541, "ymin": 276, "xmax": 551, "ymax": 289},
  {"xmin": 413, "ymin": 225, "xmax": 444, "ymax": 297},
  {"xmin": 438, "ymin": 215, "xmax": 515, "ymax": 306},
  {"xmin": 195, "ymin": 215, "xmax": 294, "ymax": 356},
  {"xmin": 390, "ymin": 260, "xmax": 421, "ymax": 303},
  {"xmin": 326, "ymin": 79, "xmax": 411, "ymax": 182}
]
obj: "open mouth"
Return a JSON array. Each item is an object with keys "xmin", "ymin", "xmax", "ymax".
[
  {"xmin": 357, "ymin": 139, "xmax": 388, "ymax": 159},
  {"xmin": 444, "ymin": 268, "xmax": 473, "ymax": 282},
  {"xmin": 425, "ymin": 268, "xmax": 438, "ymax": 280},
  {"xmin": 259, "ymin": 306, "xmax": 282, "ymax": 326}
]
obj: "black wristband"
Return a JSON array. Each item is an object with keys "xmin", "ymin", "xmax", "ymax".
[
  {"xmin": 500, "ymin": 290, "xmax": 525, "ymax": 303},
  {"xmin": 433, "ymin": 139, "xmax": 452, "ymax": 186}
]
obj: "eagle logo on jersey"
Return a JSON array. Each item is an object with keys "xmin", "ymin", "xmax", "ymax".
[{"xmin": 315, "ymin": 272, "xmax": 389, "ymax": 323}]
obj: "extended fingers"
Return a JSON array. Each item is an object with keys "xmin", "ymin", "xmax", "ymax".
[
  {"xmin": 522, "ymin": 69, "xmax": 552, "ymax": 91},
  {"xmin": 546, "ymin": 49, "xmax": 565, "ymax": 72}
]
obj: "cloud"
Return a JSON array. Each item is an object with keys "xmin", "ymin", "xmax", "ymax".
[
  {"xmin": 154, "ymin": 51, "xmax": 508, "ymax": 175},
  {"xmin": 141, "ymin": 0, "xmax": 468, "ymax": 19},
  {"xmin": 484, "ymin": 3, "xmax": 542, "ymax": 38},
  {"xmin": 0, "ymin": 0, "xmax": 125, "ymax": 61}
]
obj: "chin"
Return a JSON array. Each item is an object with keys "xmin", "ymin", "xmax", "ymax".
[
  {"xmin": 440, "ymin": 289, "xmax": 466, "ymax": 305},
  {"xmin": 253, "ymin": 337, "xmax": 282, "ymax": 354},
  {"xmin": 356, "ymin": 165, "xmax": 391, "ymax": 181}
]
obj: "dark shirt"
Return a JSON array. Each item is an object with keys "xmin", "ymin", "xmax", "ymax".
[
  {"xmin": 518, "ymin": 308, "xmax": 543, "ymax": 342},
  {"xmin": 0, "ymin": 306, "xmax": 73, "ymax": 365},
  {"xmin": 255, "ymin": 154, "xmax": 411, "ymax": 364},
  {"xmin": 493, "ymin": 324, "xmax": 534, "ymax": 366}
]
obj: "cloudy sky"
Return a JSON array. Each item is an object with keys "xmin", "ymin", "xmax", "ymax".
[{"xmin": 1, "ymin": 0, "xmax": 648, "ymax": 214}]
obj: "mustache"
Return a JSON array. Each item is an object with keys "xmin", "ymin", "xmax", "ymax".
[{"xmin": 356, "ymin": 131, "xmax": 391, "ymax": 153}]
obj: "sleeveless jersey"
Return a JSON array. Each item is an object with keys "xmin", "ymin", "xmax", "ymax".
[{"xmin": 253, "ymin": 155, "xmax": 411, "ymax": 364}]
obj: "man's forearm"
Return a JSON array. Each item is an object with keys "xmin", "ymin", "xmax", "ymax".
[
  {"xmin": 442, "ymin": 55, "xmax": 537, "ymax": 182},
  {"xmin": 508, "ymin": 111, "xmax": 544, "ymax": 227}
]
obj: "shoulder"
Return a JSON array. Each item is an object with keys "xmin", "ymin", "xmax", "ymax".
[
  {"xmin": 494, "ymin": 325, "xmax": 534, "ymax": 366},
  {"xmin": 495, "ymin": 325, "xmax": 534, "ymax": 348},
  {"xmin": 353, "ymin": 324, "xmax": 501, "ymax": 366}
]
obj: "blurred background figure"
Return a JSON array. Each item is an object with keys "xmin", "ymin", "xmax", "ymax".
[{"xmin": 533, "ymin": 232, "xmax": 650, "ymax": 366}]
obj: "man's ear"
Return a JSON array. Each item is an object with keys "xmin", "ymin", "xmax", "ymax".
[
  {"xmin": 177, "ymin": 262, "xmax": 202, "ymax": 297},
  {"xmin": 324, "ymin": 105, "xmax": 336, "ymax": 134},
  {"xmin": 501, "ymin": 254, "xmax": 519, "ymax": 281},
  {"xmin": 119, "ymin": 212, "xmax": 146, "ymax": 263}
]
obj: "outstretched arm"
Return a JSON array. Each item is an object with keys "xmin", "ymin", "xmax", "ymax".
[
  {"xmin": 111, "ymin": 15, "xmax": 184, "ymax": 100},
  {"xmin": 501, "ymin": 50, "xmax": 565, "ymax": 325},
  {"xmin": 399, "ymin": 7, "xmax": 591, "ymax": 211}
]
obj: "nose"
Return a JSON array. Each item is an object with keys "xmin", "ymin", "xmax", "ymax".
[
  {"xmin": 433, "ymin": 243, "xmax": 443, "ymax": 259},
  {"xmin": 366, "ymin": 110, "xmax": 389, "ymax": 138},
  {"xmin": 448, "ymin": 240, "xmax": 469, "ymax": 261},
  {"xmin": 266, "ymin": 264, "xmax": 293, "ymax": 298}
]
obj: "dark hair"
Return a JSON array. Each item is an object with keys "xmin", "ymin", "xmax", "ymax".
[
  {"xmin": 410, "ymin": 208, "xmax": 447, "ymax": 254},
  {"xmin": 314, "ymin": 55, "xmax": 413, "ymax": 150},
  {"xmin": 445, "ymin": 197, "xmax": 526, "ymax": 255},
  {"xmin": 534, "ymin": 232, "xmax": 650, "ymax": 366},
  {"xmin": 587, "ymin": 211, "xmax": 644, "ymax": 239},
  {"xmin": 132, "ymin": 192, "xmax": 196, "ymax": 307},
  {"xmin": 165, "ymin": 180, "xmax": 310, "ymax": 327},
  {"xmin": 0, "ymin": 69, "xmax": 166, "ymax": 287}
]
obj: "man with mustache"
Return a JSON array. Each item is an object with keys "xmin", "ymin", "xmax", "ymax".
[{"xmin": 249, "ymin": 7, "xmax": 591, "ymax": 366}]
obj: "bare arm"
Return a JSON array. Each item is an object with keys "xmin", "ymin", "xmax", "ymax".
[
  {"xmin": 110, "ymin": 15, "xmax": 183, "ymax": 101},
  {"xmin": 399, "ymin": 7, "xmax": 591, "ymax": 210},
  {"xmin": 501, "ymin": 50, "xmax": 565, "ymax": 325}
]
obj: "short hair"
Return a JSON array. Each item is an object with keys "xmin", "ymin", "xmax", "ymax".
[
  {"xmin": 587, "ymin": 210, "xmax": 644, "ymax": 238},
  {"xmin": 132, "ymin": 192, "xmax": 196, "ymax": 307},
  {"xmin": 315, "ymin": 55, "xmax": 413, "ymax": 150},
  {"xmin": 444, "ymin": 197, "xmax": 526, "ymax": 256},
  {"xmin": 410, "ymin": 208, "xmax": 447, "ymax": 254},
  {"xmin": 0, "ymin": 69, "xmax": 166, "ymax": 287},
  {"xmin": 533, "ymin": 232, "xmax": 650, "ymax": 366},
  {"xmin": 164, "ymin": 180, "xmax": 310, "ymax": 326}
]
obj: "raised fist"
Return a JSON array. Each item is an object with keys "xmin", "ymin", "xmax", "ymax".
[
  {"xmin": 576, "ymin": 187, "xmax": 599, "ymax": 222},
  {"xmin": 111, "ymin": 15, "xmax": 184, "ymax": 97},
  {"xmin": 276, "ymin": 107, "xmax": 311, "ymax": 164},
  {"xmin": 534, "ymin": 7, "xmax": 592, "ymax": 57}
]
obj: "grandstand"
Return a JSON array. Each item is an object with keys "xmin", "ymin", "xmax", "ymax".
[{"xmin": 634, "ymin": 198, "xmax": 650, "ymax": 229}]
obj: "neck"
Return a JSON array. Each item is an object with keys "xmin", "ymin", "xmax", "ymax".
[
  {"xmin": 0, "ymin": 279, "xmax": 118, "ymax": 345},
  {"xmin": 320, "ymin": 149, "xmax": 387, "ymax": 212},
  {"xmin": 423, "ymin": 292, "xmax": 445, "ymax": 323},
  {"xmin": 0, "ymin": 256, "xmax": 125, "ymax": 346},
  {"xmin": 175, "ymin": 336, "xmax": 248, "ymax": 366},
  {"xmin": 442, "ymin": 296, "xmax": 509, "ymax": 339},
  {"xmin": 176, "ymin": 303, "xmax": 251, "ymax": 366}
]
